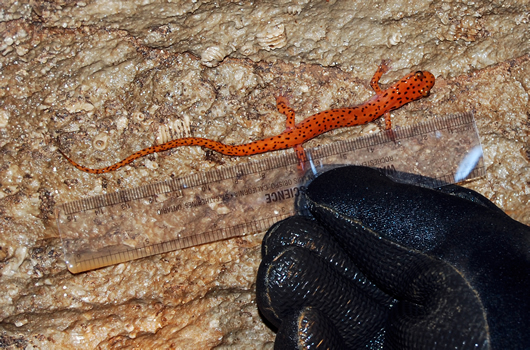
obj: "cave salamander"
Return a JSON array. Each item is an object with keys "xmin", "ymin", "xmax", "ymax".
[{"xmin": 59, "ymin": 61, "xmax": 435, "ymax": 173}]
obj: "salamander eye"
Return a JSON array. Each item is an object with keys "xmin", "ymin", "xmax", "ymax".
[
  {"xmin": 415, "ymin": 71, "xmax": 424, "ymax": 78},
  {"xmin": 421, "ymin": 88, "xmax": 430, "ymax": 97}
]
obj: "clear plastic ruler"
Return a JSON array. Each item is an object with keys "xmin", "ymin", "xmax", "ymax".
[{"xmin": 56, "ymin": 112, "xmax": 485, "ymax": 273}]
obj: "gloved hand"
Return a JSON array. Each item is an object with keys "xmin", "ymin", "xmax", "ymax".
[{"xmin": 256, "ymin": 166, "xmax": 530, "ymax": 350}]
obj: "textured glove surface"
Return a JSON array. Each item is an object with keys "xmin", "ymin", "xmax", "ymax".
[{"xmin": 256, "ymin": 166, "xmax": 530, "ymax": 350}]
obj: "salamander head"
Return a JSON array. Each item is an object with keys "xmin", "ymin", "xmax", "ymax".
[
  {"xmin": 401, "ymin": 70, "xmax": 435, "ymax": 99},
  {"xmin": 382, "ymin": 70, "xmax": 435, "ymax": 111}
]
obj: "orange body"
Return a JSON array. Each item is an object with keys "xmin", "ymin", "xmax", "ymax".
[{"xmin": 59, "ymin": 62, "xmax": 435, "ymax": 173}]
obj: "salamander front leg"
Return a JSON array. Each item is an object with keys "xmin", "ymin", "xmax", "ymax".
[
  {"xmin": 276, "ymin": 97, "xmax": 308, "ymax": 171},
  {"xmin": 370, "ymin": 60, "xmax": 391, "ymax": 94},
  {"xmin": 276, "ymin": 96, "xmax": 296, "ymax": 131}
]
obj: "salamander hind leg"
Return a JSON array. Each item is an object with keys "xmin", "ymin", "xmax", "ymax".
[
  {"xmin": 383, "ymin": 111, "xmax": 397, "ymax": 142},
  {"xmin": 370, "ymin": 60, "xmax": 391, "ymax": 93},
  {"xmin": 384, "ymin": 111, "xmax": 392, "ymax": 130},
  {"xmin": 294, "ymin": 144, "xmax": 308, "ymax": 171},
  {"xmin": 276, "ymin": 96, "xmax": 296, "ymax": 131}
]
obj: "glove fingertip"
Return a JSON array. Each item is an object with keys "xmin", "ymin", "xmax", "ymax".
[{"xmin": 275, "ymin": 307, "xmax": 347, "ymax": 350}]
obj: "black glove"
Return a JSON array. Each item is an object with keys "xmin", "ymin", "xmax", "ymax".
[{"xmin": 256, "ymin": 166, "xmax": 530, "ymax": 350}]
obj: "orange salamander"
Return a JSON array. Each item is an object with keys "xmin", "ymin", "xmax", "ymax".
[{"xmin": 59, "ymin": 61, "xmax": 435, "ymax": 173}]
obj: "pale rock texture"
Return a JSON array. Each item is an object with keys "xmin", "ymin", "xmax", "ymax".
[{"xmin": 0, "ymin": 0, "xmax": 529, "ymax": 348}]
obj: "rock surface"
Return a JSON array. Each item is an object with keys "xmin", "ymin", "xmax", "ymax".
[{"xmin": 0, "ymin": 0, "xmax": 529, "ymax": 348}]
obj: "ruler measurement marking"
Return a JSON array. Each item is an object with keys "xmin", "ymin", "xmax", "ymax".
[
  {"xmin": 206, "ymin": 169, "xmax": 217, "ymax": 184},
  {"xmin": 62, "ymin": 179, "xmax": 182, "ymax": 215}
]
